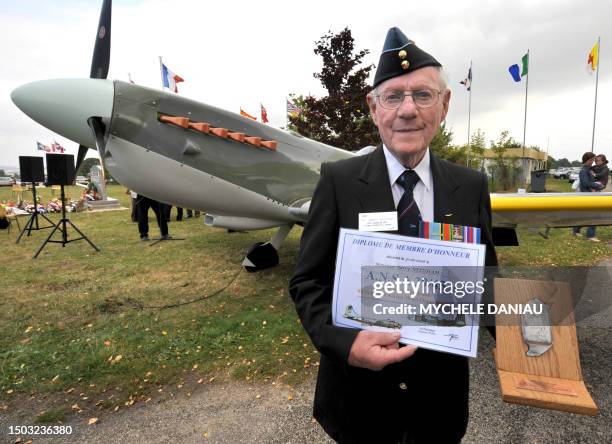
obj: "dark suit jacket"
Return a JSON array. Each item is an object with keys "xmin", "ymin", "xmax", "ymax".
[{"xmin": 289, "ymin": 147, "xmax": 498, "ymax": 443}]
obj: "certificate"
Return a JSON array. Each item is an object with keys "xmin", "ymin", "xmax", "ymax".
[{"xmin": 332, "ymin": 228, "xmax": 486, "ymax": 357}]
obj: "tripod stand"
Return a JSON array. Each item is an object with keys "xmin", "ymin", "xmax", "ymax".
[
  {"xmin": 33, "ymin": 184, "xmax": 100, "ymax": 258},
  {"xmin": 16, "ymin": 182, "xmax": 55, "ymax": 244}
]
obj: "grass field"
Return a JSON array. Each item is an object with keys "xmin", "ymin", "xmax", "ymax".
[{"xmin": 0, "ymin": 181, "xmax": 610, "ymax": 420}]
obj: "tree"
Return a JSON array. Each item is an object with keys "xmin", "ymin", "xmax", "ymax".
[
  {"xmin": 466, "ymin": 129, "xmax": 486, "ymax": 170},
  {"xmin": 488, "ymin": 130, "xmax": 522, "ymax": 191},
  {"xmin": 77, "ymin": 157, "xmax": 100, "ymax": 176},
  {"xmin": 556, "ymin": 157, "xmax": 571, "ymax": 167},
  {"xmin": 288, "ymin": 28, "xmax": 379, "ymax": 151},
  {"xmin": 0, "ymin": 169, "xmax": 5, "ymax": 176}
]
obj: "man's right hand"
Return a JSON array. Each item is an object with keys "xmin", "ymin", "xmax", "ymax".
[{"xmin": 348, "ymin": 330, "xmax": 417, "ymax": 371}]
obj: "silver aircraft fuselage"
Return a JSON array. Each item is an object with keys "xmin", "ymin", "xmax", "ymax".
[{"xmin": 12, "ymin": 79, "xmax": 352, "ymax": 227}]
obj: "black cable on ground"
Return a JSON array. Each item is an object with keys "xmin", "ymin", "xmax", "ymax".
[{"xmin": 123, "ymin": 268, "xmax": 242, "ymax": 310}]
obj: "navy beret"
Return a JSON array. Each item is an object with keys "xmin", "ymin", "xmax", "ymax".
[{"xmin": 373, "ymin": 27, "xmax": 442, "ymax": 88}]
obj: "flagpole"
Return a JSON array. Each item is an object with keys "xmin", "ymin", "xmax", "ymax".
[
  {"xmin": 466, "ymin": 60, "xmax": 473, "ymax": 167},
  {"xmin": 522, "ymin": 49, "xmax": 529, "ymax": 185},
  {"xmin": 158, "ymin": 56, "xmax": 165, "ymax": 90},
  {"xmin": 591, "ymin": 37, "xmax": 600, "ymax": 152}
]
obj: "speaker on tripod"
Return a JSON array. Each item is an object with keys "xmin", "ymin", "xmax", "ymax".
[
  {"xmin": 33, "ymin": 154, "xmax": 99, "ymax": 258},
  {"xmin": 15, "ymin": 156, "xmax": 54, "ymax": 244}
]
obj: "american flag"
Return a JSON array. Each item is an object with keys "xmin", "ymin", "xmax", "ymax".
[
  {"xmin": 286, "ymin": 99, "xmax": 301, "ymax": 116},
  {"xmin": 36, "ymin": 141, "xmax": 51, "ymax": 152}
]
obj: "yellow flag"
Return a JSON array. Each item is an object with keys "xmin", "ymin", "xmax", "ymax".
[{"xmin": 587, "ymin": 41, "xmax": 599, "ymax": 73}]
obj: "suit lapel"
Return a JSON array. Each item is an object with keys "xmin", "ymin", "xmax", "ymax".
[
  {"xmin": 430, "ymin": 153, "xmax": 461, "ymax": 224},
  {"xmin": 356, "ymin": 145, "xmax": 396, "ymax": 213}
]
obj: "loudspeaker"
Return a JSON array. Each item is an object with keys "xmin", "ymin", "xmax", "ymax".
[
  {"xmin": 46, "ymin": 153, "xmax": 75, "ymax": 185},
  {"xmin": 19, "ymin": 156, "xmax": 45, "ymax": 183}
]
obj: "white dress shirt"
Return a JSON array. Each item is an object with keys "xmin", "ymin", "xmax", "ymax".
[{"xmin": 382, "ymin": 144, "xmax": 434, "ymax": 223}]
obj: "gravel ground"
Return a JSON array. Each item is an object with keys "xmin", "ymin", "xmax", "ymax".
[{"xmin": 2, "ymin": 262, "xmax": 610, "ymax": 444}]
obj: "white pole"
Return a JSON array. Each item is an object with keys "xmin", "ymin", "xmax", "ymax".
[{"xmin": 591, "ymin": 37, "xmax": 601, "ymax": 152}]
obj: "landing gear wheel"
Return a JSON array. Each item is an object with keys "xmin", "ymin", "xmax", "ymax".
[{"xmin": 242, "ymin": 242, "xmax": 279, "ymax": 272}]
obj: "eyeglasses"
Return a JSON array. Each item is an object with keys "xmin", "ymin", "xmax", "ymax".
[{"xmin": 376, "ymin": 89, "xmax": 442, "ymax": 110}]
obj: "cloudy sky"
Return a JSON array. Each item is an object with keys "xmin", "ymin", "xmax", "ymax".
[{"xmin": 0, "ymin": 0, "xmax": 610, "ymax": 169}]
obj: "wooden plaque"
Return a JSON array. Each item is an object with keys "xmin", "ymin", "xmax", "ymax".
[{"xmin": 493, "ymin": 278, "xmax": 598, "ymax": 416}]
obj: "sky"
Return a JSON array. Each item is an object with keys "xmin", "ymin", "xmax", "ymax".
[{"xmin": 0, "ymin": 0, "xmax": 610, "ymax": 169}]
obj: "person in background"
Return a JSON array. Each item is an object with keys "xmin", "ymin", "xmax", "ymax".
[
  {"xmin": 126, "ymin": 189, "xmax": 138, "ymax": 222},
  {"xmin": 590, "ymin": 154, "xmax": 609, "ymax": 190},
  {"xmin": 137, "ymin": 194, "xmax": 170, "ymax": 241},
  {"xmin": 572, "ymin": 152, "xmax": 603, "ymax": 242}
]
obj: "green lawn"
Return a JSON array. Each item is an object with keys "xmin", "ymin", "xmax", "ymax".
[{"xmin": 0, "ymin": 181, "xmax": 610, "ymax": 418}]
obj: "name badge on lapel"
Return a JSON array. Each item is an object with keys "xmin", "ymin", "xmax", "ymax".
[{"xmin": 358, "ymin": 212, "xmax": 398, "ymax": 232}]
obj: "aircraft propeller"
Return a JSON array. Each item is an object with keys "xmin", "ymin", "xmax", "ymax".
[{"xmin": 75, "ymin": 0, "xmax": 112, "ymax": 174}]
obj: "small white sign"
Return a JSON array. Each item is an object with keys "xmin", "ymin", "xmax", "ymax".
[{"xmin": 358, "ymin": 211, "xmax": 398, "ymax": 232}]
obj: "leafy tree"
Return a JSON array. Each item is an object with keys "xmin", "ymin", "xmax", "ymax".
[
  {"xmin": 488, "ymin": 130, "xmax": 522, "ymax": 191},
  {"xmin": 546, "ymin": 156, "xmax": 558, "ymax": 169},
  {"xmin": 288, "ymin": 28, "xmax": 379, "ymax": 151},
  {"xmin": 466, "ymin": 129, "xmax": 486, "ymax": 170},
  {"xmin": 429, "ymin": 124, "xmax": 466, "ymax": 164},
  {"xmin": 76, "ymin": 157, "xmax": 100, "ymax": 176},
  {"xmin": 429, "ymin": 123, "xmax": 453, "ymax": 158},
  {"xmin": 556, "ymin": 157, "xmax": 571, "ymax": 167},
  {"xmin": 0, "ymin": 169, "xmax": 5, "ymax": 176},
  {"xmin": 76, "ymin": 157, "xmax": 116, "ymax": 183}
]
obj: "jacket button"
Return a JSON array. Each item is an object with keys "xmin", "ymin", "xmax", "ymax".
[{"xmin": 399, "ymin": 382, "xmax": 408, "ymax": 390}]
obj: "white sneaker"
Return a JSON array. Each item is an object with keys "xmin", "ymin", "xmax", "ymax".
[
  {"xmin": 587, "ymin": 237, "xmax": 600, "ymax": 242},
  {"xmin": 572, "ymin": 232, "xmax": 583, "ymax": 237}
]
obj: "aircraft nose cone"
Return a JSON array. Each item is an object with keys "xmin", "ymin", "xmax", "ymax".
[{"xmin": 11, "ymin": 78, "xmax": 114, "ymax": 148}]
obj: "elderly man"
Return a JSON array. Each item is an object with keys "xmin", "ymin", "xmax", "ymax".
[{"xmin": 289, "ymin": 27, "xmax": 497, "ymax": 443}]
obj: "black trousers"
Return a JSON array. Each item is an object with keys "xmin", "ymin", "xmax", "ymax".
[
  {"xmin": 137, "ymin": 196, "xmax": 168, "ymax": 237},
  {"xmin": 130, "ymin": 198, "xmax": 138, "ymax": 222}
]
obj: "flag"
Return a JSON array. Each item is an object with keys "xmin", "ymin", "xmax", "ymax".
[
  {"xmin": 51, "ymin": 141, "xmax": 65, "ymax": 153},
  {"xmin": 587, "ymin": 41, "xmax": 599, "ymax": 74},
  {"xmin": 260, "ymin": 103, "xmax": 269, "ymax": 123},
  {"xmin": 240, "ymin": 108, "xmax": 257, "ymax": 120},
  {"xmin": 459, "ymin": 67, "xmax": 472, "ymax": 91},
  {"xmin": 36, "ymin": 141, "xmax": 51, "ymax": 152},
  {"xmin": 161, "ymin": 63, "xmax": 184, "ymax": 93},
  {"xmin": 286, "ymin": 99, "xmax": 301, "ymax": 116},
  {"xmin": 508, "ymin": 52, "xmax": 529, "ymax": 82}
]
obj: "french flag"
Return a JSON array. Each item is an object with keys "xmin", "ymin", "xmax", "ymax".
[{"xmin": 161, "ymin": 63, "xmax": 184, "ymax": 93}]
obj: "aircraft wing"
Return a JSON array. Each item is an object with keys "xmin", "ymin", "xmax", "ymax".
[{"xmin": 491, "ymin": 192, "xmax": 612, "ymax": 228}]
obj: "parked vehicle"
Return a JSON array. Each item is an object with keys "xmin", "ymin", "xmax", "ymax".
[
  {"xmin": 0, "ymin": 176, "xmax": 14, "ymax": 186},
  {"xmin": 554, "ymin": 168, "xmax": 571, "ymax": 179},
  {"xmin": 569, "ymin": 172, "xmax": 579, "ymax": 183}
]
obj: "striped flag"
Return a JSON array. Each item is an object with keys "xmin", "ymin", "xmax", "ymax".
[
  {"xmin": 286, "ymin": 99, "xmax": 301, "ymax": 116},
  {"xmin": 240, "ymin": 108, "xmax": 257, "ymax": 120},
  {"xmin": 260, "ymin": 103, "xmax": 269, "ymax": 123},
  {"xmin": 587, "ymin": 41, "xmax": 599, "ymax": 74},
  {"xmin": 161, "ymin": 62, "xmax": 184, "ymax": 93},
  {"xmin": 51, "ymin": 141, "xmax": 65, "ymax": 153}
]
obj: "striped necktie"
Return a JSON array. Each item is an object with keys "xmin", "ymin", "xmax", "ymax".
[{"xmin": 396, "ymin": 170, "xmax": 422, "ymax": 236}]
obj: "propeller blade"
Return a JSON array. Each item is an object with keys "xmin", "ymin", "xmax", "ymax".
[
  {"xmin": 90, "ymin": 0, "xmax": 112, "ymax": 79},
  {"xmin": 75, "ymin": 144, "xmax": 89, "ymax": 174},
  {"xmin": 87, "ymin": 117, "xmax": 107, "ymax": 158}
]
